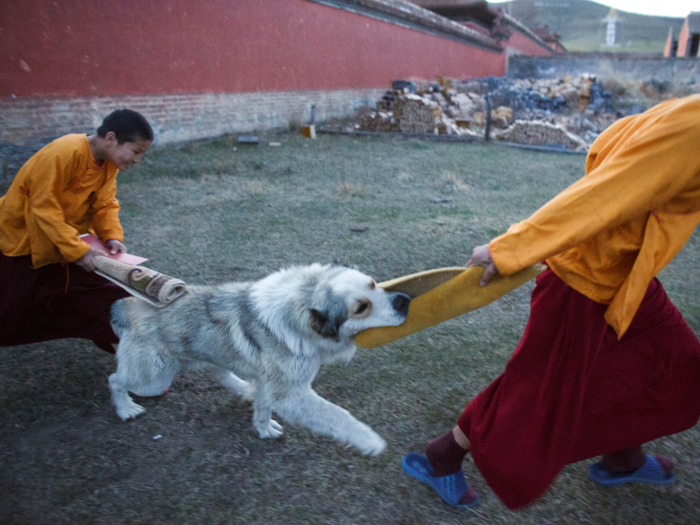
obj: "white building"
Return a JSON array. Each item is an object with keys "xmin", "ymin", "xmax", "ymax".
[{"xmin": 602, "ymin": 7, "xmax": 619, "ymax": 47}]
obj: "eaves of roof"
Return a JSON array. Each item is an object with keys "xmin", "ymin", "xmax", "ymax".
[
  {"xmin": 687, "ymin": 12, "xmax": 700, "ymax": 34},
  {"xmin": 305, "ymin": 0, "xmax": 503, "ymax": 52},
  {"xmin": 410, "ymin": 0, "xmax": 498, "ymax": 27}
]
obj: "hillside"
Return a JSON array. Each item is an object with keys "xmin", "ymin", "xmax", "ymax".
[{"xmin": 495, "ymin": 0, "xmax": 685, "ymax": 53}]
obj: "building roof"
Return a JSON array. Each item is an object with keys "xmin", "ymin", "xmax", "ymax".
[
  {"xmin": 408, "ymin": 0, "xmax": 552, "ymax": 51},
  {"xmin": 687, "ymin": 12, "xmax": 700, "ymax": 34},
  {"xmin": 409, "ymin": 0, "xmax": 497, "ymax": 27},
  {"xmin": 310, "ymin": 0, "xmax": 502, "ymax": 50},
  {"xmin": 532, "ymin": 25, "xmax": 566, "ymax": 52}
]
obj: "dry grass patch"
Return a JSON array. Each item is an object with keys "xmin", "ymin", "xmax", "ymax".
[{"xmin": 1, "ymin": 130, "xmax": 698, "ymax": 525}]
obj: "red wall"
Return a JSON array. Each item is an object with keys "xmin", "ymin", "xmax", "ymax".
[
  {"xmin": 676, "ymin": 17, "xmax": 690, "ymax": 57},
  {"xmin": 0, "ymin": 0, "xmax": 514, "ymax": 98},
  {"xmin": 503, "ymin": 30, "xmax": 553, "ymax": 58}
]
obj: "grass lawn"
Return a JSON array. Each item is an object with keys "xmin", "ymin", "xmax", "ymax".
[{"xmin": 1, "ymin": 131, "xmax": 699, "ymax": 524}]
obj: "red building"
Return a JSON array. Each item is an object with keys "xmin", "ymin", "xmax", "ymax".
[
  {"xmin": 532, "ymin": 26, "xmax": 567, "ymax": 55},
  {"xmin": 665, "ymin": 12, "xmax": 699, "ymax": 57},
  {"xmin": 0, "ymin": 0, "xmax": 554, "ymax": 147}
]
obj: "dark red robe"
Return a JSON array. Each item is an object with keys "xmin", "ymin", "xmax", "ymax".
[
  {"xmin": 0, "ymin": 252, "xmax": 130, "ymax": 353},
  {"xmin": 459, "ymin": 268, "xmax": 700, "ymax": 509}
]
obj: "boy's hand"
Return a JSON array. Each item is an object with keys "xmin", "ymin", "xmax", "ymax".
[
  {"xmin": 466, "ymin": 243, "xmax": 499, "ymax": 287},
  {"xmin": 75, "ymin": 246, "xmax": 104, "ymax": 272},
  {"xmin": 105, "ymin": 239, "xmax": 127, "ymax": 255}
]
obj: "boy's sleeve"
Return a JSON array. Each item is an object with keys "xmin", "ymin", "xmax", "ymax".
[
  {"xmin": 89, "ymin": 170, "xmax": 124, "ymax": 242},
  {"xmin": 490, "ymin": 99, "xmax": 700, "ymax": 275},
  {"xmin": 28, "ymin": 152, "xmax": 91, "ymax": 262}
]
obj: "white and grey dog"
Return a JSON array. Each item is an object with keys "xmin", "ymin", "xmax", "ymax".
[{"xmin": 109, "ymin": 263, "xmax": 410, "ymax": 455}]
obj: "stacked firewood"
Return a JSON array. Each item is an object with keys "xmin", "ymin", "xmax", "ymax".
[
  {"xmin": 395, "ymin": 95, "xmax": 439, "ymax": 134},
  {"xmin": 359, "ymin": 111, "xmax": 399, "ymax": 132},
  {"xmin": 492, "ymin": 120, "xmax": 588, "ymax": 150},
  {"xmin": 354, "ymin": 75, "xmax": 621, "ymax": 149},
  {"xmin": 360, "ymin": 91, "xmax": 478, "ymax": 135},
  {"xmin": 360, "ymin": 93, "xmax": 438, "ymax": 134}
]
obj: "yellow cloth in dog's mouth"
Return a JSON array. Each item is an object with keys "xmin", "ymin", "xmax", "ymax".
[{"xmin": 354, "ymin": 264, "xmax": 545, "ymax": 349}]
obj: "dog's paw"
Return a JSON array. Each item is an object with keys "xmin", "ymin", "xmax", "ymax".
[
  {"xmin": 354, "ymin": 431, "xmax": 386, "ymax": 456},
  {"xmin": 116, "ymin": 400, "xmax": 146, "ymax": 421},
  {"xmin": 255, "ymin": 419, "xmax": 284, "ymax": 439}
]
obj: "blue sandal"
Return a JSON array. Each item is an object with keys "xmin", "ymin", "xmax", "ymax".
[
  {"xmin": 401, "ymin": 453, "xmax": 480, "ymax": 508},
  {"xmin": 587, "ymin": 454, "xmax": 676, "ymax": 486}
]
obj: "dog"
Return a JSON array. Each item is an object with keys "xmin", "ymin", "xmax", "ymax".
[{"xmin": 109, "ymin": 263, "xmax": 410, "ymax": 455}]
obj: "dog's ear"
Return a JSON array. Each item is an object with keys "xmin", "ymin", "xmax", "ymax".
[{"xmin": 310, "ymin": 308, "xmax": 341, "ymax": 341}]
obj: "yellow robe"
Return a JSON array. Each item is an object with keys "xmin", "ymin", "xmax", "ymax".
[
  {"xmin": 0, "ymin": 134, "xmax": 123, "ymax": 268},
  {"xmin": 490, "ymin": 94, "xmax": 700, "ymax": 337}
]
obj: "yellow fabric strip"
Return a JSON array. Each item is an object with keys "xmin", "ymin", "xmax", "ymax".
[{"xmin": 354, "ymin": 264, "xmax": 545, "ymax": 349}]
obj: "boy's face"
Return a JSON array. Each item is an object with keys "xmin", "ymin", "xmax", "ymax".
[{"xmin": 105, "ymin": 132, "xmax": 152, "ymax": 171}]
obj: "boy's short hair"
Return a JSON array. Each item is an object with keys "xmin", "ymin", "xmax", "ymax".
[{"xmin": 97, "ymin": 109, "xmax": 154, "ymax": 144}]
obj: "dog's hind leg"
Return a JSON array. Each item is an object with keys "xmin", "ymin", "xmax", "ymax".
[
  {"xmin": 251, "ymin": 382, "xmax": 284, "ymax": 439},
  {"xmin": 212, "ymin": 368, "xmax": 256, "ymax": 401},
  {"xmin": 274, "ymin": 388, "xmax": 386, "ymax": 455},
  {"xmin": 109, "ymin": 338, "xmax": 177, "ymax": 421}
]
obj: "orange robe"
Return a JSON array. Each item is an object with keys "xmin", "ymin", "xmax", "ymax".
[
  {"xmin": 0, "ymin": 134, "xmax": 123, "ymax": 268},
  {"xmin": 460, "ymin": 96, "xmax": 700, "ymax": 509},
  {"xmin": 489, "ymin": 94, "xmax": 700, "ymax": 336}
]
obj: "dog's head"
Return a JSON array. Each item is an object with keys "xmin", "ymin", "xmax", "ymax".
[
  {"xmin": 307, "ymin": 265, "xmax": 410, "ymax": 343},
  {"xmin": 250, "ymin": 264, "xmax": 410, "ymax": 351}
]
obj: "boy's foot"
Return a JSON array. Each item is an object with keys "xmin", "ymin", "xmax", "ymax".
[
  {"xmin": 402, "ymin": 453, "xmax": 480, "ymax": 507},
  {"xmin": 587, "ymin": 455, "xmax": 676, "ymax": 486}
]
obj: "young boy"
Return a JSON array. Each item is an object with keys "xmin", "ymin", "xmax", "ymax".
[
  {"xmin": 402, "ymin": 94, "xmax": 700, "ymax": 509},
  {"xmin": 0, "ymin": 109, "xmax": 153, "ymax": 353}
]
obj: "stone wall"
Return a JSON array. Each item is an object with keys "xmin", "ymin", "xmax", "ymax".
[{"xmin": 507, "ymin": 54, "xmax": 700, "ymax": 84}]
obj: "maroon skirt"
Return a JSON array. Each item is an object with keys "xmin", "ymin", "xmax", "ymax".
[
  {"xmin": 458, "ymin": 268, "xmax": 700, "ymax": 509},
  {"xmin": 0, "ymin": 252, "xmax": 130, "ymax": 353}
]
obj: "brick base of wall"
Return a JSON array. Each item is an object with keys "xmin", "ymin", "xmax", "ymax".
[
  {"xmin": 0, "ymin": 88, "xmax": 386, "ymax": 146},
  {"xmin": 0, "ymin": 88, "xmax": 385, "ymax": 184}
]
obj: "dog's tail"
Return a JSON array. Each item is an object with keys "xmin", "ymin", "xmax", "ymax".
[{"xmin": 110, "ymin": 299, "xmax": 130, "ymax": 339}]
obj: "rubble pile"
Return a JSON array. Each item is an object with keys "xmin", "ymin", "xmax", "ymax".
[
  {"xmin": 357, "ymin": 75, "xmax": 619, "ymax": 150},
  {"xmin": 461, "ymin": 75, "xmax": 613, "ymax": 115}
]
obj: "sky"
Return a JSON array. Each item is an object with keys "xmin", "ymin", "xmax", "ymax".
[{"xmin": 488, "ymin": 0, "xmax": 696, "ymax": 18}]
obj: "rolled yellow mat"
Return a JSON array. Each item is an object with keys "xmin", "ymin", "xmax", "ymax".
[{"xmin": 354, "ymin": 264, "xmax": 545, "ymax": 349}]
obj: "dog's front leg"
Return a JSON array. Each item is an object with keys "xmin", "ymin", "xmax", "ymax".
[
  {"xmin": 109, "ymin": 372, "xmax": 146, "ymax": 421},
  {"xmin": 252, "ymin": 381, "xmax": 284, "ymax": 439},
  {"xmin": 274, "ymin": 388, "xmax": 386, "ymax": 455}
]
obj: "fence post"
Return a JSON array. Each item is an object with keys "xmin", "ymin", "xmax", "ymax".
[{"xmin": 485, "ymin": 94, "xmax": 492, "ymax": 142}]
